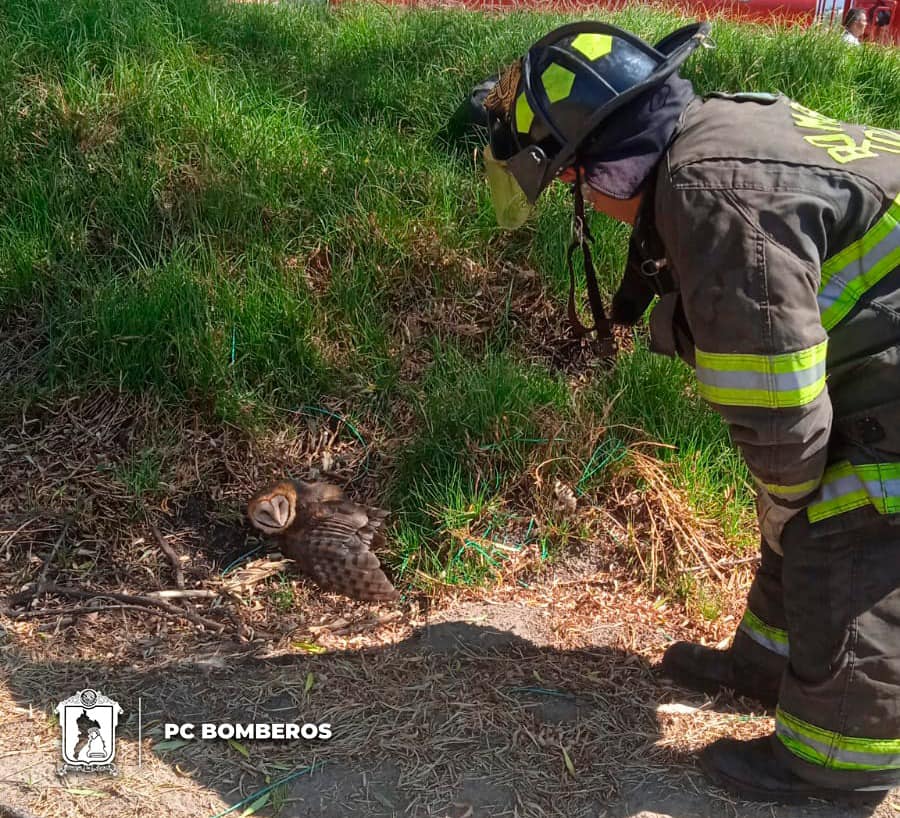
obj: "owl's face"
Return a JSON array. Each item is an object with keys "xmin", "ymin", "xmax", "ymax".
[{"xmin": 247, "ymin": 481, "xmax": 298, "ymax": 534}]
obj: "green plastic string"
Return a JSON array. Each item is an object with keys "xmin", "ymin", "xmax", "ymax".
[
  {"xmin": 577, "ymin": 434, "xmax": 627, "ymax": 495},
  {"xmin": 296, "ymin": 405, "xmax": 366, "ymax": 448},
  {"xmin": 209, "ymin": 762, "xmax": 323, "ymax": 818},
  {"xmin": 221, "ymin": 545, "xmax": 263, "ymax": 576}
]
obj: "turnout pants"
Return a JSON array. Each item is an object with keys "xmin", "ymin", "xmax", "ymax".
[{"xmin": 732, "ymin": 508, "xmax": 900, "ymax": 789}]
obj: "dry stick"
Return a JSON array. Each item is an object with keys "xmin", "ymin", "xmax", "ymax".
[
  {"xmin": 23, "ymin": 582, "xmax": 225, "ymax": 633},
  {"xmin": 682, "ymin": 555, "xmax": 759, "ymax": 574},
  {"xmin": 1, "ymin": 518, "xmax": 42, "ymax": 560},
  {"xmin": 225, "ymin": 606, "xmax": 248, "ymax": 643},
  {"xmin": 686, "ymin": 534, "xmax": 726, "ymax": 581},
  {"xmin": 6, "ymin": 603, "xmax": 200, "ymax": 620},
  {"xmin": 146, "ymin": 589, "xmax": 218, "ymax": 600},
  {"xmin": 26, "ymin": 518, "xmax": 71, "ymax": 611},
  {"xmin": 149, "ymin": 520, "xmax": 185, "ymax": 589}
]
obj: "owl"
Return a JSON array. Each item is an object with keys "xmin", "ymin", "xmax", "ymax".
[{"xmin": 246, "ymin": 480, "xmax": 398, "ymax": 603}]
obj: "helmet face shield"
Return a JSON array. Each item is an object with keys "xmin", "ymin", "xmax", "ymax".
[{"xmin": 483, "ymin": 144, "xmax": 535, "ymax": 230}]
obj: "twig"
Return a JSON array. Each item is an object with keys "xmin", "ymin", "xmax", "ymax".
[
  {"xmin": 325, "ymin": 611, "xmax": 403, "ymax": 636},
  {"xmin": 26, "ymin": 519, "xmax": 71, "ymax": 611},
  {"xmin": 682, "ymin": 555, "xmax": 759, "ymax": 574},
  {"xmin": 5, "ymin": 603, "xmax": 198, "ymax": 620},
  {"xmin": 149, "ymin": 521, "xmax": 184, "ymax": 589},
  {"xmin": 1, "ymin": 518, "xmax": 41, "ymax": 559},
  {"xmin": 13, "ymin": 583, "xmax": 225, "ymax": 633},
  {"xmin": 145, "ymin": 589, "xmax": 219, "ymax": 600}
]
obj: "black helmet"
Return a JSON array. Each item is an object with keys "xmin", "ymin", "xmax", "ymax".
[{"xmin": 488, "ymin": 20, "xmax": 710, "ymax": 205}]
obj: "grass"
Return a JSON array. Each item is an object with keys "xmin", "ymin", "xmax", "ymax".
[{"xmin": 1, "ymin": 0, "xmax": 899, "ymax": 593}]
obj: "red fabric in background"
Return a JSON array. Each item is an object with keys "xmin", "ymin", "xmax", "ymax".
[{"xmin": 366, "ymin": 0, "xmax": 899, "ymax": 46}]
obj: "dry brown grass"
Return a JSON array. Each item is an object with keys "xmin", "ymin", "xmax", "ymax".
[
  {"xmin": 0, "ymin": 377, "xmax": 751, "ymax": 665},
  {"xmin": 0, "ymin": 561, "xmax": 761, "ymax": 818},
  {"xmin": 0, "ymin": 367, "xmax": 762, "ymax": 817},
  {"xmin": 0, "ymin": 386, "xmax": 404, "ymax": 659}
]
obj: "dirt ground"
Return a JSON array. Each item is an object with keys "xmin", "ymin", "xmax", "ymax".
[
  {"xmin": 2, "ymin": 586, "xmax": 898, "ymax": 818},
  {"xmin": 0, "ymin": 390, "xmax": 895, "ymax": 818}
]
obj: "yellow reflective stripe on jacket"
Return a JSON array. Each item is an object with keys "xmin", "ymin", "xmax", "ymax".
[
  {"xmin": 776, "ymin": 708, "xmax": 900, "ymax": 771},
  {"xmin": 759, "ymin": 476, "xmax": 822, "ymax": 501},
  {"xmin": 818, "ymin": 194, "xmax": 900, "ymax": 331},
  {"xmin": 738, "ymin": 609, "xmax": 789, "ymax": 657},
  {"xmin": 694, "ymin": 341, "xmax": 827, "ymax": 409},
  {"xmin": 808, "ymin": 461, "xmax": 900, "ymax": 523}
]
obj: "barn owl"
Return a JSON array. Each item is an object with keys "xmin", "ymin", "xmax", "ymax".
[{"xmin": 246, "ymin": 480, "xmax": 398, "ymax": 602}]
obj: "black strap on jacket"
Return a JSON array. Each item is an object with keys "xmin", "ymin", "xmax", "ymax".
[
  {"xmin": 609, "ymin": 175, "xmax": 676, "ymax": 325},
  {"xmin": 566, "ymin": 166, "xmax": 614, "ymax": 342}
]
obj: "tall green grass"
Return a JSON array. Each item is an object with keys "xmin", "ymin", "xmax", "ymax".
[{"xmin": 1, "ymin": 0, "xmax": 898, "ymax": 583}]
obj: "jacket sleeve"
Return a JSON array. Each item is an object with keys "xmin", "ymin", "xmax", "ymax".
[{"xmin": 656, "ymin": 185, "xmax": 833, "ymax": 509}]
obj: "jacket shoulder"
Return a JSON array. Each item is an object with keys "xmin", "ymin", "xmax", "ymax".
[{"xmin": 667, "ymin": 95, "xmax": 899, "ymax": 194}]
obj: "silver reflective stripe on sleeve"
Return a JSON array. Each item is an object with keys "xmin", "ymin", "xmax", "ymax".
[
  {"xmin": 777, "ymin": 708, "xmax": 900, "ymax": 771},
  {"xmin": 738, "ymin": 609, "xmax": 790, "ymax": 657},
  {"xmin": 694, "ymin": 342, "xmax": 827, "ymax": 409},
  {"xmin": 808, "ymin": 461, "xmax": 900, "ymax": 522}
]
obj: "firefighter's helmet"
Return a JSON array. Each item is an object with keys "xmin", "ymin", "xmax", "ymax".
[{"xmin": 486, "ymin": 20, "xmax": 710, "ymax": 213}]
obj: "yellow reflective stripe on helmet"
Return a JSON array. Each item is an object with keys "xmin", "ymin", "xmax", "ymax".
[
  {"xmin": 541, "ymin": 63, "xmax": 576, "ymax": 104},
  {"xmin": 777, "ymin": 708, "xmax": 900, "ymax": 771},
  {"xmin": 738, "ymin": 609, "xmax": 789, "ymax": 657},
  {"xmin": 694, "ymin": 341, "xmax": 828, "ymax": 409},
  {"xmin": 571, "ymin": 32, "xmax": 613, "ymax": 61},
  {"xmin": 759, "ymin": 476, "xmax": 822, "ymax": 501},
  {"xmin": 515, "ymin": 93, "xmax": 534, "ymax": 134},
  {"xmin": 818, "ymin": 194, "xmax": 900, "ymax": 331},
  {"xmin": 807, "ymin": 461, "xmax": 900, "ymax": 522}
]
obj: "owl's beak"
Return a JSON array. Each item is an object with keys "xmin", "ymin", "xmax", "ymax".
[
  {"xmin": 253, "ymin": 494, "xmax": 292, "ymax": 531},
  {"xmin": 270, "ymin": 494, "xmax": 291, "ymax": 526}
]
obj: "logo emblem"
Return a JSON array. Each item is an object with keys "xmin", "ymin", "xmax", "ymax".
[{"xmin": 56, "ymin": 689, "xmax": 123, "ymax": 775}]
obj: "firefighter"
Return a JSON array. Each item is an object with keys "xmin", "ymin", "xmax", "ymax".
[{"xmin": 477, "ymin": 20, "xmax": 900, "ymax": 804}]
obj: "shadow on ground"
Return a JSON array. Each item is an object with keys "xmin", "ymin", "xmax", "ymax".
[{"xmin": 0, "ymin": 620, "xmax": 890, "ymax": 818}]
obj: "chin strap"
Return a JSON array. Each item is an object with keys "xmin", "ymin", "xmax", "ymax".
[{"xmin": 566, "ymin": 167, "xmax": 614, "ymax": 343}]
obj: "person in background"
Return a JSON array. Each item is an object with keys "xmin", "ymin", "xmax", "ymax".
[{"xmin": 842, "ymin": 8, "xmax": 868, "ymax": 44}]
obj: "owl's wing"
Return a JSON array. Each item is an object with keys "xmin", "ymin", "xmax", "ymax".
[
  {"xmin": 295, "ymin": 481, "xmax": 345, "ymax": 507},
  {"xmin": 281, "ymin": 501, "xmax": 397, "ymax": 602}
]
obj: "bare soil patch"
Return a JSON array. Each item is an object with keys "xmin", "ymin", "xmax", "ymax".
[{"xmin": 2, "ymin": 591, "xmax": 897, "ymax": 818}]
